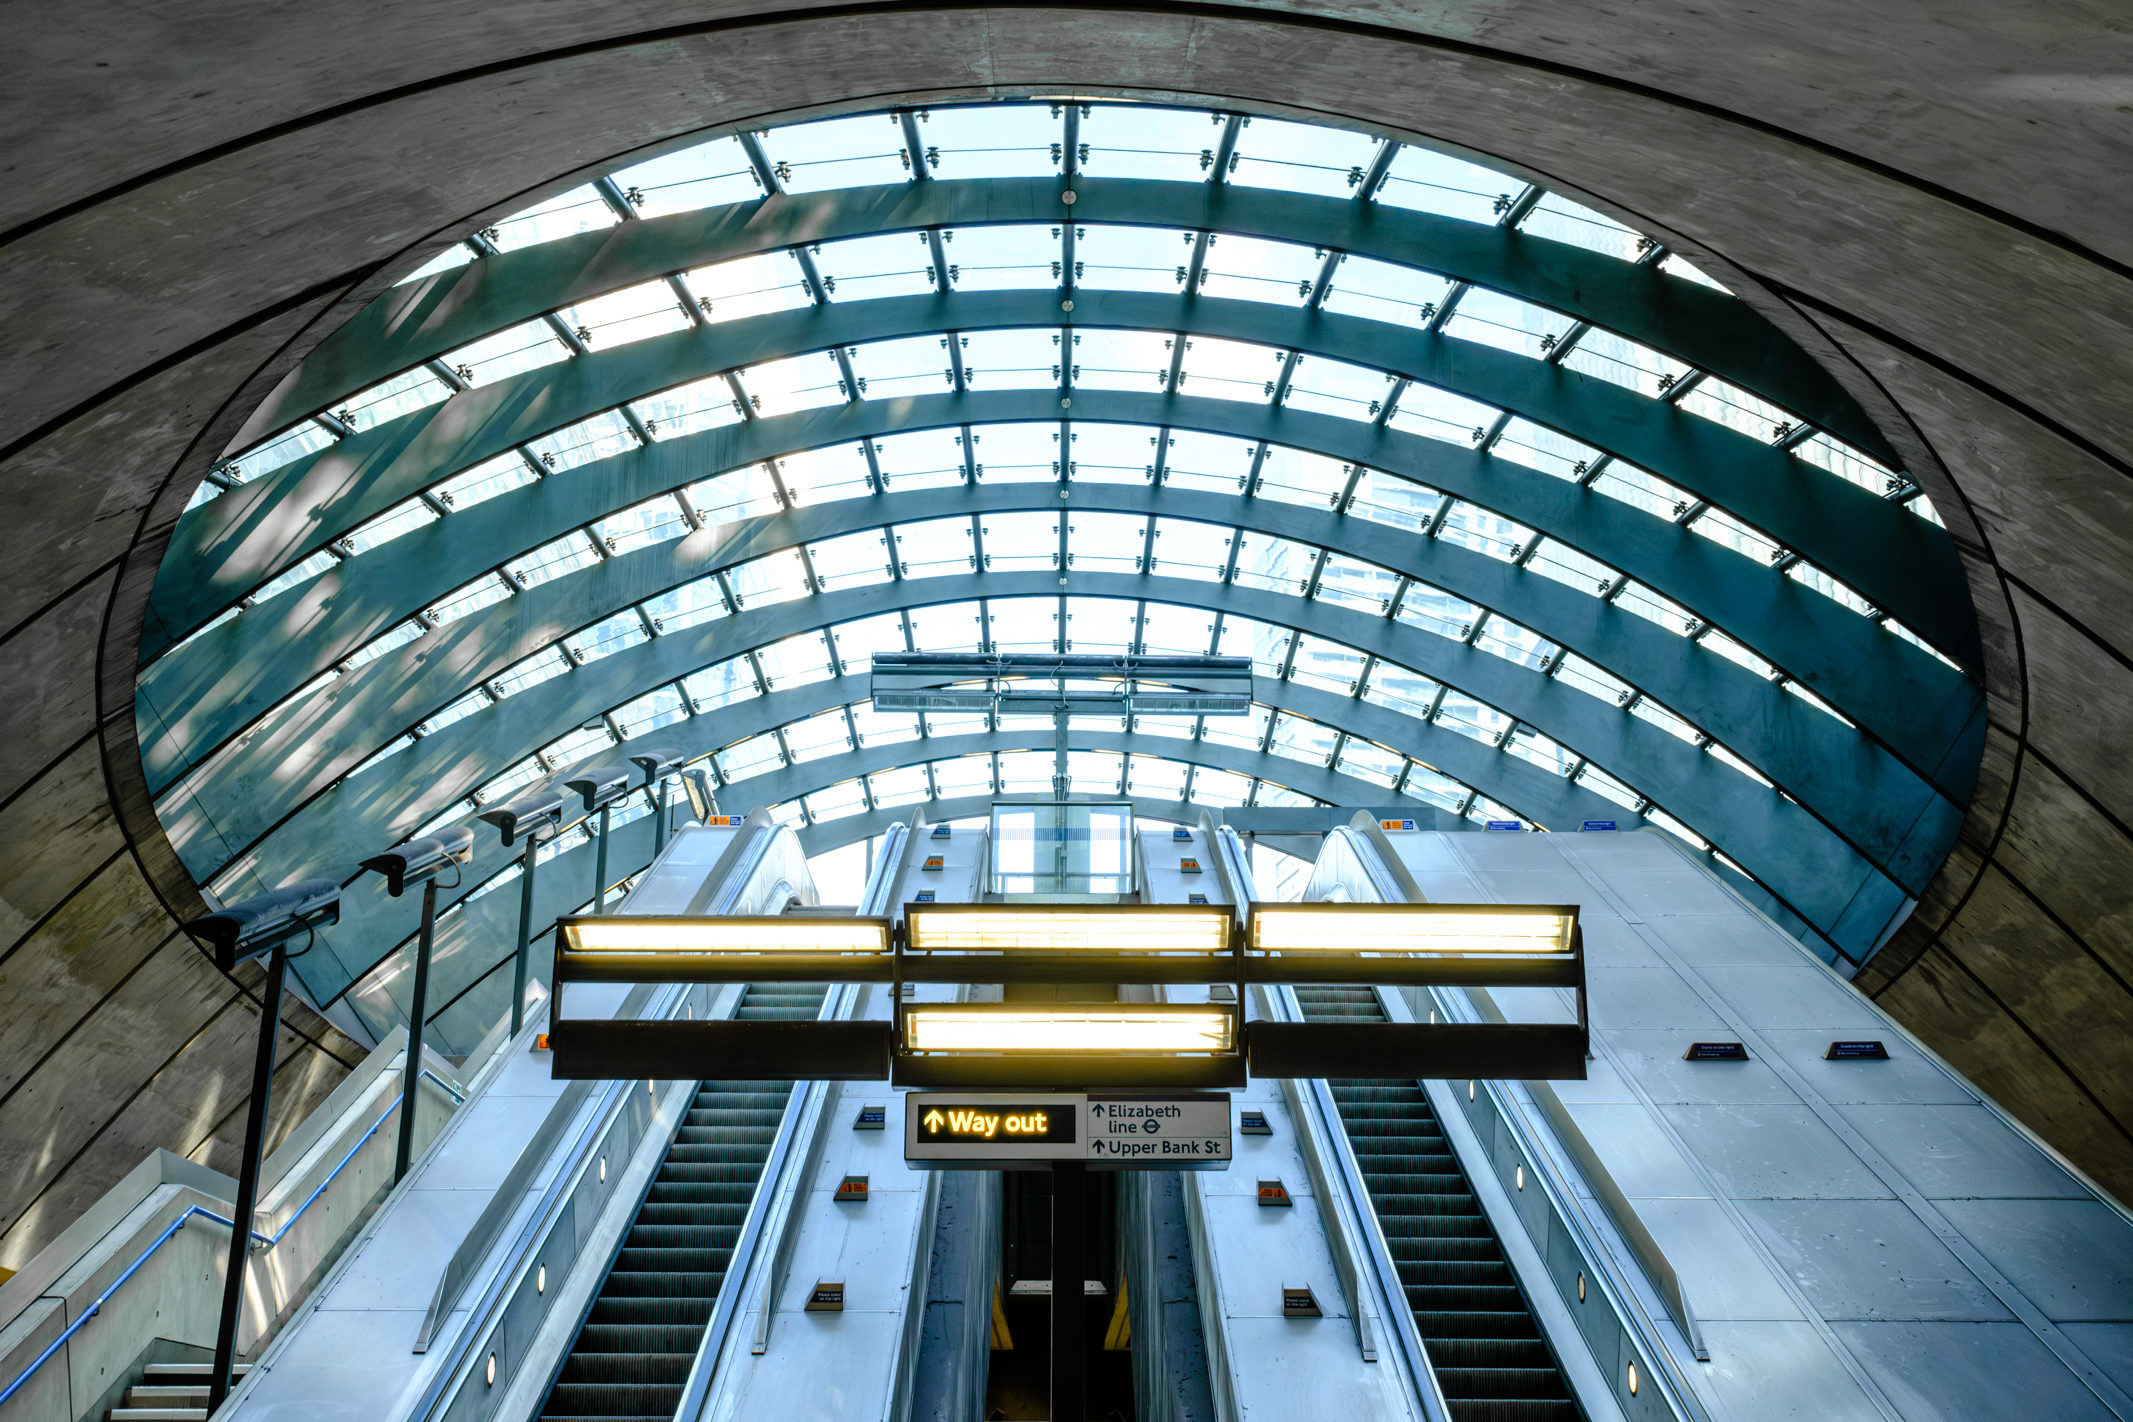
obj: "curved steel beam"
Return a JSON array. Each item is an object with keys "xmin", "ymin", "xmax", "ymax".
[
  {"xmin": 165, "ymin": 545, "xmax": 1934, "ymax": 900},
  {"xmin": 163, "ymin": 288, "xmax": 1965, "ymax": 658},
  {"xmin": 144, "ymin": 398, "xmax": 1975, "ymax": 794},
  {"xmin": 164, "ymin": 572, "xmax": 1924, "ymax": 958},
  {"xmin": 146, "ymin": 445, "xmax": 1979, "ymax": 810},
  {"xmin": 245, "ymin": 176, "xmax": 1891, "ymax": 464}
]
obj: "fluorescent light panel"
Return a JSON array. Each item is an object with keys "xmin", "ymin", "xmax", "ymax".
[
  {"xmin": 561, "ymin": 917, "xmax": 889, "ymax": 955},
  {"xmin": 905, "ymin": 907, "xmax": 1231, "ymax": 955},
  {"xmin": 1251, "ymin": 905, "xmax": 1573, "ymax": 955},
  {"xmin": 903, "ymin": 1006, "xmax": 1235, "ymax": 1054}
]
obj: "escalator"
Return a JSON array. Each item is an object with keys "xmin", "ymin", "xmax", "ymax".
[
  {"xmin": 538, "ymin": 984, "xmax": 827, "ymax": 1422},
  {"xmin": 1293, "ymin": 986, "xmax": 1579, "ymax": 1422}
]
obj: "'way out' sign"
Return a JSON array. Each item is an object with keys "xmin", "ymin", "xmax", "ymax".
[{"xmin": 905, "ymin": 1092, "xmax": 1232, "ymax": 1169}]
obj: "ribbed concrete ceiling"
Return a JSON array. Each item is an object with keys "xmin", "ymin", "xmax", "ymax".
[{"xmin": 4, "ymin": 3, "xmax": 2131, "ymax": 1274}]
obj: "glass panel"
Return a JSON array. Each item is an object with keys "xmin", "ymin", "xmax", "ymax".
[
  {"xmin": 489, "ymin": 186, "xmax": 617, "ymax": 252},
  {"xmin": 1288, "ymin": 635, "xmax": 1364, "ymax": 696},
  {"xmin": 1631, "ymin": 697, "xmax": 1702, "ymax": 745},
  {"xmin": 1504, "ymin": 724, "xmax": 1577, "ymax": 775},
  {"xmin": 474, "ymin": 756, "xmax": 546, "ymax": 807},
  {"xmin": 809, "ymin": 529, "xmax": 894, "ymax": 591},
  {"xmin": 1283, "ymin": 356, "xmax": 1391, "ymax": 423},
  {"xmin": 1231, "ymin": 535, "xmax": 1316, "ymax": 595},
  {"xmin": 850, "ymin": 335, "xmax": 948, "ymax": 402},
  {"xmin": 611, "ymin": 685, "xmax": 690, "ymax": 739},
  {"xmin": 920, "ymin": 104, "xmax": 1061, "ymax": 179},
  {"xmin": 1314, "ymin": 553, "xmax": 1399, "ymax": 614},
  {"xmin": 1068, "ymin": 423, "xmax": 1158, "ymax": 485},
  {"xmin": 1319, "ymin": 255, "xmax": 1453, "ymax": 328},
  {"xmin": 1676, "ymin": 377, "xmax": 1793, "ymax": 443},
  {"xmin": 1526, "ymin": 539, "xmax": 1617, "ymax": 598},
  {"xmin": 1690, "ymin": 505, "xmax": 1785, "ymax": 565},
  {"xmin": 742, "ymin": 353, "xmax": 844, "ymax": 417},
  {"xmin": 1062, "ymin": 595, "xmax": 1137, "ymax": 649},
  {"xmin": 727, "ymin": 548, "xmax": 809, "ymax": 609},
  {"xmin": 342, "ymin": 620, "xmax": 424, "ymax": 672},
  {"xmin": 1126, "ymin": 755, "xmax": 1188, "ymax": 799},
  {"xmin": 978, "ymin": 511, "xmax": 1061, "ymax": 573},
  {"xmin": 1190, "ymin": 767, "xmax": 1252, "ymax": 808},
  {"xmin": 1387, "ymin": 383, "xmax": 1501, "ymax": 448},
  {"xmin": 1336, "ymin": 737, "xmax": 1402, "ymax": 788},
  {"xmin": 850, "ymin": 699, "xmax": 920, "ymax": 747},
  {"xmin": 1435, "ymin": 693, "xmax": 1513, "ymax": 746},
  {"xmin": 396, "ymin": 243, "xmax": 474, "ymax": 288},
  {"xmin": 762, "ymin": 114, "xmax": 909, "ymax": 193},
  {"xmin": 426, "ymin": 573, "xmax": 513, "ymax": 627},
  {"xmin": 945, "ymin": 223, "xmax": 1058, "ymax": 290},
  {"xmin": 829, "ymin": 613, "xmax": 907, "ymax": 672},
  {"xmin": 1518, "ymin": 193, "xmax": 1643, "ymax": 262},
  {"xmin": 685, "ymin": 251, "xmax": 812, "ymax": 323},
  {"xmin": 563, "ymin": 613, "xmax": 648, "ymax": 665},
  {"xmin": 894, "ymin": 516, "xmax": 977, "ymax": 579},
  {"xmin": 250, "ymin": 549, "xmax": 338, "ymax": 606},
  {"xmin": 418, "ymin": 690, "xmax": 488, "ymax": 738},
  {"xmin": 630, "ymin": 373, "xmax": 744, "ymax": 442},
  {"xmin": 1267, "ymin": 713, "xmax": 1337, "ymax": 766},
  {"xmin": 1475, "ymin": 617, "xmax": 1555, "ymax": 671},
  {"xmin": 526, "ymin": 410, "xmax": 638, "ymax": 474},
  {"xmin": 1080, "ymin": 103, "xmax": 1218, "ymax": 184},
  {"xmin": 1553, "ymin": 653, "xmax": 1634, "ymax": 708},
  {"xmin": 644, "ymin": 574, "xmax": 728, "ymax": 634},
  {"xmin": 783, "ymin": 708, "xmax": 852, "ymax": 762},
  {"xmin": 1794, "ymin": 433, "xmax": 1903, "ymax": 500},
  {"xmin": 685, "ymin": 656, "xmax": 758, "ymax": 713},
  {"xmin": 1135, "ymin": 602, "xmax": 1214, "ymax": 655},
  {"xmin": 1216, "ymin": 617, "xmax": 1289, "ymax": 676},
  {"xmin": 754, "ymin": 629, "xmax": 834, "ymax": 690},
  {"xmin": 541, "ymin": 723, "xmax": 615, "ymax": 770},
  {"xmin": 556, "ymin": 280, "xmax": 693, "ymax": 352},
  {"xmin": 1254, "ymin": 448, "xmax": 1348, "ymax": 510},
  {"xmin": 1363, "ymin": 662, "xmax": 1440, "ymax": 720},
  {"xmin": 805, "ymin": 780, "xmax": 868, "ymax": 822},
  {"xmin": 874, "ymin": 427, "xmax": 970, "ymax": 492},
  {"xmin": 1148, "ymin": 518, "xmax": 1233, "ymax": 581},
  {"xmin": 506, "ymin": 532, "xmax": 600, "ymax": 591},
  {"xmin": 868, "ymin": 763, "xmax": 929, "ymax": 808},
  {"xmin": 596, "ymin": 496, "xmax": 691, "ymax": 555},
  {"xmin": 1200, "ymin": 233, "xmax": 1320, "ymax": 306},
  {"xmin": 986, "ymin": 597, "xmax": 1057, "ymax": 653},
  {"xmin": 1071, "ymin": 328, "xmax": 1171, "ymax": 391},
  {"xmin": 1492, "ymin": 418, "xmax": 1601, "ymax": 482},
  {"xmin": 1588, "ymin": 461, "xmax": 1687, "ymax": 522},
  {"xmin": 609, "ymin": 136, "xmax": 759, "ymax": 217},
  {"xmin": 1068, "ymin": 751, "xmax": 1127, "ymax": 797},
  {"xmin": 688, "ymin": 462, "xmax": 785, "ymax": 526},
  {"xmin": 1201, "ymin": 703, "xmax": 1270, "ymax": 753},
  {"xmin": 1445, "ymin": 287, "xmax": 1570, "ymax": 362},
  {"xmin": 1228, "ymin": 116, "xmax": 1378, "ymax": 199},
  {"xmin": 1076, "ymin": 224, "xmax": 1185, "ymax": 295},
  {"xmin": 1346, "ymin": 468, "xmax": 1437, "ymax": 532},
  {"xmin": 1394, "ymin": 582, "xmax": 1482, "ymax": 641},
  {"xmin": 227, "ymin": 421, "xmax": 335, "ymax": 482},
  {"xmin": 990, "ymin": 801, "xmax": 1135, "ymax": 894},
  {"xmin": 907, "ymin": 601, "xmax": 982, "ymax": 654},
  {"xmin": 1377, "ymin": 146, "xmax": 1511, "ymax": 225},
  {"xmin": 1614, "ymin": 581, "xmax": 1697, "ymax": 638},
  {"xmin": 342, "ymin": 367, "xmax": 452, "ymax": 433},
  {"xmin": 816, "ymin": 233, "xmax": 936, "ymax": 301},
  {"xmin": 717, "ymin": 732, "xmax": 785, "ymax": 781},
  {"xmin": 1561, "ymin": 330, "xmax": 1690, "ymax": 400},
  {"xmin": 962, "ymin": 328, "xmax": 1062, "ymax": 391},
  {"xmin": 1160, "ymin": 430, "xmax": 1254, "ymax": 497},
  {"xmin": 442, "ymin": 320, "xmax": 572, "ymax": 386},
  {"xmin": 1133, "ymin": 714, "xmax": 1197, "ymax": 741},
  {"xmin": 1659, "ymin": 254, "xmax": 1730, "ymax": 292},
  {"xmin": 1177, "ymin": 335, "xmax": 1278, "ymax": 404},
  {"xmin": 995, "ymin": 752, "xmax": 1053, "ymax": 795},
  {"xmin": 931, "ymin": 754, "xmax": 994, "ymax": 797},
  {"xmin": 342, "ymin": 500, "xmax": 439, "ymax": 556}
]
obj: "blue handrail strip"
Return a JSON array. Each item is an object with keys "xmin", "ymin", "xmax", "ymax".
[{"xmin": 0, "ymin": 1067, "xmax": 461, "ymax": 1407}]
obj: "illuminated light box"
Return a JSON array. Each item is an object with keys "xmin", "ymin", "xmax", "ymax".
[
  {"xmin": 559, "ymin": 915, "xmax": 890, "ymax": 957},
  {"xmin": 902, "ymin": 1005, "xmax": 1236, "ymax": 1056},
  {"xmin": 905, "ymin": 904, "xmax": 1232, "ymax": 956},
  {"xmin": 1248, "ymin": 903, "xmax": 1576, "ymax": 956}
]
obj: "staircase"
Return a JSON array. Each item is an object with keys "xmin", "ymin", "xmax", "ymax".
[
  {"xmin": 103, "ymin": 1362, "xmax": 248, "ymax": 1420},
  {"xmin": 538, "ymin": 984, "xmax": 824, "ymax": 1422},
  {"xmin": 1293, "ymin": 985, "xmax": 1580, "ymax": 1422}
]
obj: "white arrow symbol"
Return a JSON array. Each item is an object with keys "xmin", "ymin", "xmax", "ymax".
[{"xmin": 923, "ymin": 1109, "xmax": 945, "ymax": 1132}]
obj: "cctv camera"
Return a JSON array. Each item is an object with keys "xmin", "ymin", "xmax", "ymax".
[
  {"xmin": 564, "ymin": 767, "xmax": 631, "ymax": 813},
  {"xmin": 183, "ymin": 879, "xmax": 342, "ymax": 971},
  {"xmin": 478, "ymin": 790, "xmax": 566, "ymax": 846},
  {"xmin": 628, "ymin": 748, "xmax": 685, "ymax": 785},
  {"xmin": 360, "ymin": 825, "xmax": 476, "ymax": 897}
]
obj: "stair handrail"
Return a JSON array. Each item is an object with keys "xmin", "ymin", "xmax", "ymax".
[{"xmin": 0, "ymin": 1067, "xmax": 461, "ymax": 1409}]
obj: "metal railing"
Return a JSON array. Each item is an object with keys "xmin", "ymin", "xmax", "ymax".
[{"xmin": 0, "ymin": 1067, "xmax": 463, "ymax": 1408}]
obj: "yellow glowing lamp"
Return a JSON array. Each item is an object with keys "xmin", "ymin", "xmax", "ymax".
[{"xmin": 1248, "ymin": 903, "xmax": 1576, "ymax": 957}]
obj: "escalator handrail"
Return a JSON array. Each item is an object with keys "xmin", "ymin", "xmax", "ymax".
[
  {"xmin": 1260, "ymin": 982, "xmax": 1454, "ymax": 1422},
  {"xmin": 1417, "ymin": 984, "xmax": 1711, "ymax": 1422},
  {"xmin": 858, "ymin": 821, "xmax": 912, "ymax": 919},
  {"xmin": 668, "ymin": 983, "xmax": 855, "ymax": 1422},
  {"xmin": 408, "ymin": 982, "xmax": 694, "ymax": 1421}
]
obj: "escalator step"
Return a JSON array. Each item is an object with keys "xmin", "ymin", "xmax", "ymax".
[
  {"xmin": 538, "ymin": 983, "xmax": 815, "ymax": 1419},
  {"xmin": 1295, "ymin": 990, "xmax": 1582, "ymax": 1421}
]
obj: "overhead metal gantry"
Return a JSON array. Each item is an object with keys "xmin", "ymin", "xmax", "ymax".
[{"xmin": 145, "ymin": 100, "xmax": 1985, "ymax": 1042}]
